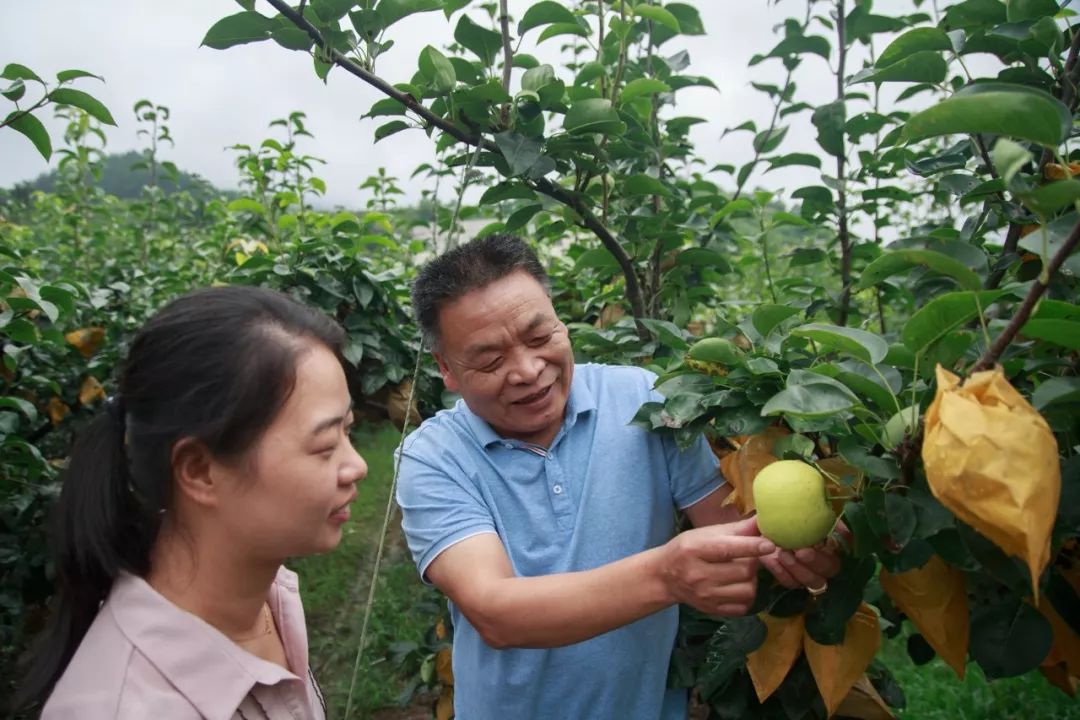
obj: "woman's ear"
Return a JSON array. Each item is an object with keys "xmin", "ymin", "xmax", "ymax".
[{"xmin": 171, "ymin": 437, "xmax": 219, "ymax": 508}]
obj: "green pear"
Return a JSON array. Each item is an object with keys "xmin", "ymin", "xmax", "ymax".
[
  {"xmin": 881, "ymin": 404, "xmax": 921, "ymax": 450},
  {"xmin": 753, "ymin": 460, "xmax": 837, "ymax": 550}
]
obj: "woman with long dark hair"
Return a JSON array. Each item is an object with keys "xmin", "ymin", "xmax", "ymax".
[{"xmin": 14, "ymin": 285, "xmax": 366, "ymax": 719}]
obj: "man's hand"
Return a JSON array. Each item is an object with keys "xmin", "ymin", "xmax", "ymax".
[
  {"xmin": 658, "ymin": 516, "xmax": 776, "ymax": 616},
  {"xmin": 760, "ymin": 522, "xmax": 849, "ymax": 590}
]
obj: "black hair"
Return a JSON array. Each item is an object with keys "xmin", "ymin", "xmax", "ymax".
[
  {"xmin": 14, "ymin": 285, "xmax": 345, "ymax": 712},
  {"xmin": 411, "ymin": 233, "xmax": 549, "ymax": 347}
]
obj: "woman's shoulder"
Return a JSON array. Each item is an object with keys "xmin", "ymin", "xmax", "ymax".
[{"xmin": 43, "ymin": 607, "xmax": 200, "ymax": 719}]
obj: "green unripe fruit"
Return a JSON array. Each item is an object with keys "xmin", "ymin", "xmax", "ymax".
[
  {"xmin": 753, "ymin": 460, "xmax": 837, "ymax": 550},
  {"xmin": 882, "ymin": 405, "xmax": 920, "ymax": 450},
  {"xmin": 685, "ymin": 337, "xmax": 743, "ymax": 377}
]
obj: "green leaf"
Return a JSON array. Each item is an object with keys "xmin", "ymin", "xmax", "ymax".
[
  {"xmin": 537, "ymin": 23, "xmax": 590, "ymax": 43},
  {"xmin": 48, "ymin": 88, "xmax": 116, "ymax": 126},
  {"xmin": 454, "ymin": 14, "xmax": 502, "ymax": 65},
  {"xmin": 1006, "ymin": 0, "xmax": 1060, "ymax": 22},
  {"xmin": 0, "ymin": 396, "xmax": 37, "ymax": 422},
  {"xmin": 1, "ymin": 63, "xmax": 42, "ymax": 83},
  {"xmin": 763, "ymin": 34, "xmax": 831, "ymax": 62},
  {"xmin": 564, "ymin": 98, "xmax": 625, "ymax": 135},
  {"xmin": 56, "ymin": 69, "xmax": 103, "ymax": 83},
  {"xmin": 990, "ymin": 137, "xmax": 1032, "ymax": 183},
  {"xmin": 640, "ymin": 319, "xmax": 690, "ymax": 352},
  {"xmin": 971, "ymin": 600, "xmax": 1053, "ymax": 678},
  {"xmin": 493, "ymin": 130, "xmax": 542, "ymax": 177},
  {"xmin": 635, "ymin": 5, "xmax": 680, "ymax": 32},
  {"xmin": 618, "ymin": 78, "xmax": 670, "ymax": 104},
  {"xmin": 855, "ymin": 249, "xmax": 983, "ymax": 292},
  {"xmin": 761, "ymin": 383, "xmax": 860, "ymax": 419},
  {"xmin": 945, "ymin": 0, "xmax": 1007, "ymax": 28},
  {"xmin": 518, "ymin": 1, "xmax": 577, "ymax": 34},
  {"xmin": 1018, "ymin": 180, "xmax": 1080, "ymax": 216},
  {"xmin": 766, "ymin": 153, "xmax": 821, "ymax": 171},
  {"xmin": 1032, "ymin": 299, "xmax": 1080, "ymax": 321},
  {"xmin": 675, "ymin": 248, "xmax": 732, "ymax": 273},
  {"xmin": 374, "ymin": 120, "xmax": 410, "ymax": 141},
  {"xmin": 903, "ymin": 83, "xmax": 1072, "ymax": 148},
  {"xmin": 1020, "ymin": 319, "xmax": 1080, "ymax": 350},
  {"xmin": 1032, "ymin": 377, "xmax": 1080, "ymax": 410},
  {"xmin": 1, "ymin": 78, "xmax": 25, "ymax": 102},
  {"xmin": 753, "ymin": 126, "xmax": 788, "ymax": 153},
  {"xmin": 877, "ymin": 28, "xmax": 953, "ymax": 67},
  {"xmin": 201, "ymin": 11, "xmax": 274, "ymax": 49},
  {"xmin": 272, "ymin": 26, "xmax": 314, "ymax": 50},
  {"xmin": 479, "ymin": 183, "xmax": 537, "ymax": 205},
  {"xmin": 902, "ymin": 290, "xmax": 1005, "ymax": 356},
  {"xmin": 752, "ymin": 304, "xmax": 802, "ymax": 336},
  {"xmin": 622, "ymin": 174, "xmax": 671, "ymax": 197},
  {"xmin": 419, "ymin": 45, "xmax": 456, "ymax": 93},
  {"xmin": 573, "ymin": 247, "xmax": 621, "ymax": 273},
  {"xmin": 504, "ymin": 204, "xmax": 543, "ymax": 233},
  {"xmin": 522, "ymin": 64, "xmax": 556, "ymax": 93},
  {"xmin": 791, "ymin": 323, "xmax": 889, "ymax": 365},
  {"xmin": 311, "ymin": 0, "xmax": 356, "ymax": 22},
  {"xmin": 227, "ymin": 198, "xmax": 267, "ymax": 214},
  {"xmin": 4, "ymin": 111, "xmax": 51, "ymax": 160},
  {"xmin": 375, "ymin": 0, "xmax": 441, "ymax": 27},
  {"xmin": 812, "ymin": 101, "xmax": 846, "ymax": 157},
  {"xmin": 852, "ymin": 51, "xmax": 947, "ymax": 85}
]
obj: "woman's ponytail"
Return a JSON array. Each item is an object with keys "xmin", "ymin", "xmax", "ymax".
[{"xmin": 13, "ymin": 400, "xmax": 156, "ymax": 712}]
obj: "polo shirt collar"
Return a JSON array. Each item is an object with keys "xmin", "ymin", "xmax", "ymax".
[
  {"xmin": 463, "ymin": 367, "xmax": 597, "ymax": 449},
  {"xmin": 107, "ymin": 567, "xmax": 304, "ymax": 720}
]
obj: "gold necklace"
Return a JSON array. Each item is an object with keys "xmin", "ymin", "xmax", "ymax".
[{"xmin": 232, "ymin": 603, "xmax": 273, "ymax": 644}]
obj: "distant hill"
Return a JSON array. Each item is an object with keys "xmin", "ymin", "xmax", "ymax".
[{"xmin": 12, "ymin": 151, "xmax": 226, "ymax": 200}]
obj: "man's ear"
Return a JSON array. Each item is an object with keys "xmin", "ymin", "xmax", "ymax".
[
  {"xmin": 171, "ymin": 437, "xmax": 219, "ymax": 508},
  {"xmin": 433, "ymin": 352, "xmax": 460, "ymax": 393}
]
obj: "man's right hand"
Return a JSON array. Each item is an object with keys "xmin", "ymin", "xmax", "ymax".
[{"xmin": 657, "ymin": 516, "xmax": 775, "ymax": 616}]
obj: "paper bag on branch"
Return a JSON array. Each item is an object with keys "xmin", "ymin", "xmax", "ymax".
[{"xmin": 922, "ymin": 365, "xmax": 1060, "ymax": 601}]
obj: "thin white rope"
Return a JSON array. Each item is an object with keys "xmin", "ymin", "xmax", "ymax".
[
  {"xmin": 343, "ymin": 142, "xmax": 483, "ymax": 718},
  {"xmin": 344, "ymin": 344, "xmax": 423, "ymax": 719}
]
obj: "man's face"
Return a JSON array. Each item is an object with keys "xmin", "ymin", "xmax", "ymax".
[{"xmin": 433, "ymin": 270, "xmax": 574, "ymax": 447}]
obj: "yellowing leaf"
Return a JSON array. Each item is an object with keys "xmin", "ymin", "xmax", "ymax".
[
  {"xmin": 435, "ymin": 647, "xmax": 454, "ymax": 686},
  {"xmin": 47, "ymin": 397, "xmax": 70, "ymax": 425},
  {"xmin": 922, "ymin": 365, "xmax": 1060, "ymax": 601},
  {"xmin": 1038, "ymin": 596, "xmax": 1080, "ymax": 677},
  {"xmin": 747, "ymin": 612, "xmax": 805, "ymax": 703},
  {"xmin": 834, "ymin": 674, "xmax": 895, "ymax": 720},
  {"xmin": 435, "ymin": 685, "xmax": 454, "ymax": 720},
  {"xmin": 64, "ymin": 327, "xmax": 106, "ymax": 359},
  {"xmin": 805, "ymin": 603, "xmax": 881, "ymax": 717},
  {"xmin": 718, "ymin": 427, "xmax": 788, "ymax": 514},
  {"xmin": 880, "ymin": 554, "xmax": 969, "ymax": 679},
  {"xmin": 1040, "ymin": 663, "xmax": 1079, "ymax": 698},
  {"xmin": 435, "ymin": 618, "xmax": 448, "ymax": 641},
  {"xmin": 817, "ymin": 456, "xmax": 863, "ymax": 515},
  {"xmin": 78, "ymin": 375, "xmax": 106, "ymax": 406}
]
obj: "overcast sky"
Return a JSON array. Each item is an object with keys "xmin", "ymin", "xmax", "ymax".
[{"xmin": 2, "ymin": 1, "xmax": 955, "ymax": 209}]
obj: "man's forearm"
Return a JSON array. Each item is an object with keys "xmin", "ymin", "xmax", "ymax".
[{"xmin": 463, "ymin": 546, "xmax": 673, "ymax": 649}]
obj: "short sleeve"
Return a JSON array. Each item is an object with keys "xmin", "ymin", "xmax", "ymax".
[
  {"xmin": 395, "ymin": 429, "xmax": 497, "ymax": 583},
  {"xmin": 640, "ymin": 368, "xmax": 724, "ymax": 509}
]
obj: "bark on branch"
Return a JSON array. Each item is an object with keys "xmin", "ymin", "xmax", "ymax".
[{"xmin": 971, "ymin": 216, "xmax": 1080, "ymax": 372}]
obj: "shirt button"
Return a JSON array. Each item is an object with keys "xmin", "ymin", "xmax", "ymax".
[{"xmin": 553, "ymin": 484, "xmax": 563, "ymax": 494}]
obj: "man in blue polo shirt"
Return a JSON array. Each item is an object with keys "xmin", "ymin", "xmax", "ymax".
[{"xmin": 397, "ymin": 234, "xmax": 840, "ymax": 719}]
